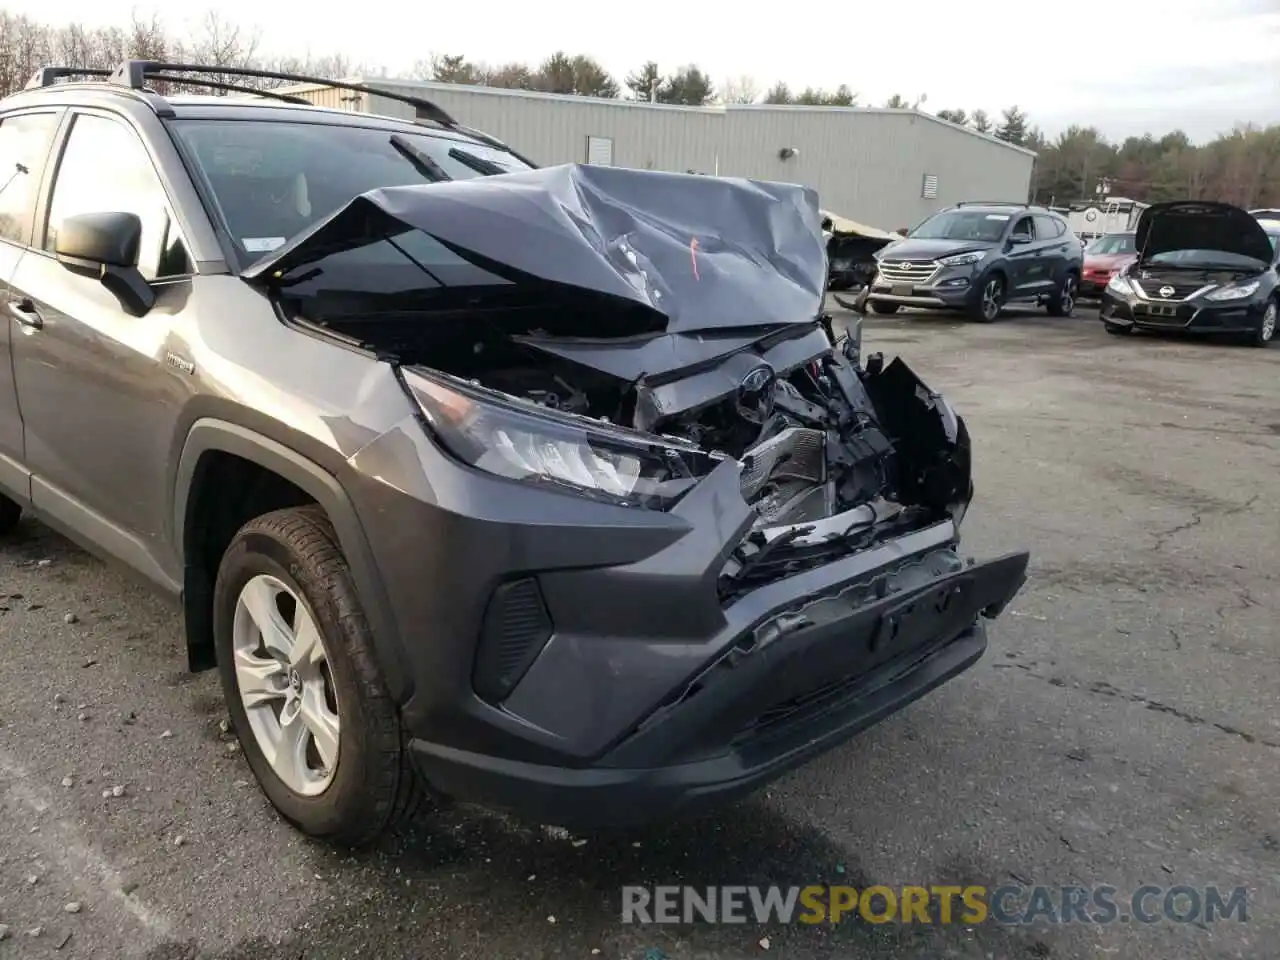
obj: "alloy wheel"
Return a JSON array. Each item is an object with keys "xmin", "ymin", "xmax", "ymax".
[
  {"xmin": 1060, "ymin": 276, "xmax": 1076, "ymax": 315},
  {"xmin": 231, "ymin": 574, "xmax": 341, "ymax": 796},
  {"xmin": 1262, "ymin": 303, "xmax": 1277, "ymax": 342},
  {"xmin": 982, "ymin": 279, "xmax": 1004, "ymax": 321}
]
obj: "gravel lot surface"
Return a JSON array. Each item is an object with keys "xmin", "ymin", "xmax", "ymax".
[{"xmin": 1, "ymin": 302, "xmax": 1277, "ymax": 959}]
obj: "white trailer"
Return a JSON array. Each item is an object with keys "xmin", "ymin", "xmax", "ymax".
[{"xmin": 1067, "ymin": 198, "xmax": 1148, "ymax": 242}]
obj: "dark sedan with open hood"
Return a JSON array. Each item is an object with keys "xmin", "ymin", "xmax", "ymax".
[
  {"xmin": 1100, "ymin": 201, "xmax": 1280, "ymax": 346},
  {"xmin": 0, "ymin": 67, "xmax": 1030, "ymax": 844}
]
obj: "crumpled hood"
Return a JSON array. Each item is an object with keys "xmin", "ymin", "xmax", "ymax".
[
  {"xmin": 1136, "ymin": 201, "xmax": 1274, "ymax": 265},
  {"xmin": 242, "ymin": 163, "xmax": 828, "ymax": 333}
]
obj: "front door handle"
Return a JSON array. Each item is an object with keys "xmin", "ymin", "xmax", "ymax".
[{"xmin": 6, "ymin": 298, "xmax": 42, "ymax": 330}]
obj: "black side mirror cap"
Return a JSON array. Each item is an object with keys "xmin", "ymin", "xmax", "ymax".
[
  {"xmin": 54, "ymin": 211, "xmax": 141, "ymax": 266},
  {"xmin": 53, "ymin": 211, "xmax": 155, "ymax": 317}
]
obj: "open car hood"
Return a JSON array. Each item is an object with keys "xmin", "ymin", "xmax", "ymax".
[
  {"xmin": 1135, "ymin": 200, "xmax": 1274, "ymax": 265},
  {"xmin": 819, "ymin": 210, "xmax": 900, "ymax": 241},
  {"xmin": 242, "ymin": 163, "xmax": 828, "ymax": 334}
]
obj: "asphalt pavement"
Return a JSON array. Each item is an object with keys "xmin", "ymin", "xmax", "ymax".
[{"xmin": 1, "ymin": 302, "xmax": 1277, "ymax": 959}]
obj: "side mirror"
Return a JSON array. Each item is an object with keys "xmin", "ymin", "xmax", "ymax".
[
  {"xmin": 1008, "ymin": 234, "xmax": 1032, "ymax": 246},
  {"xmin": 54, "ymin": 211, "xmax": 155, "ymax": 317}
]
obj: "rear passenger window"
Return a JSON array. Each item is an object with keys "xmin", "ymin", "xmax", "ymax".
[
  {"xmin": 0, "ymin": 112, "xmax": 61, "ymax": 245},
  {"xmin": 45, "ymin": 113, "xmax": 190, "ymax": 280},
  {"xmin": 1034, "ymin": 215, "xmax": 1060, "ymax": 239}
]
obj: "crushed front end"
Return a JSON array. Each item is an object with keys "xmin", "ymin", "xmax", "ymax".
[
  {"xmin": 390, "ymin": 329, "xmax": 1028, "ymax": 826},
  {"xmin": 255, "ymin": 164, "xmax": 1031, "ymax": 826}
]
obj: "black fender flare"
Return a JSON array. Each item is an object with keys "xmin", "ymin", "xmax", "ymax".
[{"xmin": 173, "ymin": 419, "xmax": 411, "ymax": 703}]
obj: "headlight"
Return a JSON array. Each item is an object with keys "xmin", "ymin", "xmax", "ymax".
[
  {"xmin": 1205, "ymin": 280, "xmax": 1260, "ymax": 302},
  {"xmin": 938, "ymin": 251, "xmax": 986, "ymax": 267},
  {"xmin": 408, "ymin": 372, "xmax": 723, "ymax": 509},
  {"xmin": 1106, "ymin": 274, "xmax": 1134, "ymax": 295}
]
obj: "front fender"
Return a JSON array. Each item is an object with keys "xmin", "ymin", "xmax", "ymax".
[{"xmin": 172, "ymin": 419, "xmax": 411, "ymax": 702}]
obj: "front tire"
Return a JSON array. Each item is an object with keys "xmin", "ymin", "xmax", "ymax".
[
  {"xmin": 213, "ymin": 506, "xmax": 423, "ymax": 845},
  {"xmin": 1248, "ymin": 301, "xmax": 1277, "ymax": 347},
  {"xmin": 970, "ymin": 275, "xmax": 1005, "ymax": 322},
  {"xmin": 1047, "ymin": 272, "xmax": 1078, "ymax": 317},
  {"xmin": 869, "ymin": 300, "xmax": 900, "ymax": 315},
  {"xmin": 0, "ymin": 495, "xmax": 20, "ymax": 536}
]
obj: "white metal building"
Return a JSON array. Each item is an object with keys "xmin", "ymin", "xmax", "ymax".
[{"xmin": 276, "ymin": 77, "xmax": 1036, "ymax": 231}]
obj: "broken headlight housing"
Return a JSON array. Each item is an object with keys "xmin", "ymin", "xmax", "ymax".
[{"xmin": 409, "ymin": 372, "xmax": 722, "ymax": 509}]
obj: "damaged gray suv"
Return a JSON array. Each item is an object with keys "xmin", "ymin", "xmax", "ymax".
[{"xmin": 0, "ymin": 62, "xmax": 1029, "ymax": 844}]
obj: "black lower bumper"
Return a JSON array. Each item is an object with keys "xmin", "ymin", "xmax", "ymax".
[
  {"xmin": 1100, "ymin": 295, "xmax": 1267, "ymax": 334},
  {"xmin": 409, "ymin": 549, "xmax": 1028, "ymax": 827},
  {"xmin": 411, "ymin": 620, "xmax": 986, "ymax": 827}
]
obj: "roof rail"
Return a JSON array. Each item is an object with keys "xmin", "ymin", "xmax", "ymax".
[
  {"xmin": 109, "ymin": 61, "xmax": 458, "ymax": 127},
  {"xmin": 25, "ymin": 65, "xmax": 314, "ymax": 106},
  {"xmin": 25, "ymin": 66, "xmax": 111, "ymax": 89},
  {"xmin": 954, "ymin": 200, "xmax": 1031, "ymax": 208}
]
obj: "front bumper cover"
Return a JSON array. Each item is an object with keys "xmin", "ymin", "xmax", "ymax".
[
  {"xmin": 409, "ymin": 528, "xmax": 1028, "ymax": 827},
  {"xmin": 865, "ymin": 262, "xmax": 980, "ymax": 309},
  {"xmin": 1101, "ymin": 290, "xmax": 1269, "ymax": 333}
]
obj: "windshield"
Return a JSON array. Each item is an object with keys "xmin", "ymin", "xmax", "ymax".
[
  {"xmin": 1086, "ymin": 234, "xmax": 1136, "ymax": 255},
  {"xmin": 909, "ymin": 210, "xmax": 1010, "ymax": 242},
  {"xmin": 169, "ymin": 119, "xmax": 534, "ymax": 263}
]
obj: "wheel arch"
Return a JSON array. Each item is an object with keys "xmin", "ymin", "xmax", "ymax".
[
  {"xmin": 173, "ymin": 419, "xmax": 410, "ymax": 703},
  {"xmin": 979, "ymin": 265, "xmax": 1008, "ymax": 288}
]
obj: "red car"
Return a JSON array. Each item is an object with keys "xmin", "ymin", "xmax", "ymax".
[{"xmin": 1081, "ymin": 232, "xmax": 1137, "ymax": 296}]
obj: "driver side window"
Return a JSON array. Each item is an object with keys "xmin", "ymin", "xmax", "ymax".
[
  {"xmin": 1011, "ymin": 216, "xmax": 1034, "ymax": 240},
  {"xmin": 44, "ymin": 113, "xmax": 191, "ymax": 280}
]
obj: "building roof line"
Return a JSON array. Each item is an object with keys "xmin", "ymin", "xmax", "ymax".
[{"xmin": 275, "ymin": 75, "xmax": 1040, "ymax": 157}]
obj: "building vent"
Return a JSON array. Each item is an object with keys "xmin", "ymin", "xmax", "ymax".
[
  {"xmin": 922, "ymin": 174, "xmax": 939, "ymax": 199},
  {"xmin": 586, "ymin": 135, "xmax": 614, "ymax": 166}
]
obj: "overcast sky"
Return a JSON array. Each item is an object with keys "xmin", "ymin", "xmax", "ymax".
[{"xmin": 12, "ymin": 0, "xmax": 1280, "ymax": 143}]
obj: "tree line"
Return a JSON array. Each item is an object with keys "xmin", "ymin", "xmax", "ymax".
[{"xmin": 1, "ymin": 9, "xmax": 1275, "ymax": 209}]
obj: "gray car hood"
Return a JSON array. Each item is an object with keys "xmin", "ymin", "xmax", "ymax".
[{"xmin": 242, "ymin": 163, "xmax": 828, "ymax": 335}]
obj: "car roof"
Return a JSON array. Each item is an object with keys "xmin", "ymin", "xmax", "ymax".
[
  {"xmin": 2, "ymin": 84, "xmax": 488, "ymax": 146},
  {"xmin": 945, "ymin": 203, "xmax": 1059, "ymax": 217},
  {"xmin": 2, "ymin": 63, "xmax": 524, "ymax": 156}
]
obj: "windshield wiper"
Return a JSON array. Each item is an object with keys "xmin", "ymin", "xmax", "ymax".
[
  {"xmin": 389, "ymin": 134, "xmax": 451, "ymax": 182},
  {"xmin": 448, "ymin": 147, "xmax": 507, "ymax": 177}
]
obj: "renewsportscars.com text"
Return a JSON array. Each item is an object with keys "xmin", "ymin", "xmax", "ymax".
[{"xmin": 621, "ymin": 884, "xmax": 1248, "ymax": 926}]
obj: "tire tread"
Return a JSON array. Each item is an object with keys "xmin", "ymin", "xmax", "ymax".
[{"xmin": 224, "ymin": 505, "xmax": 425, "ymax": 846}]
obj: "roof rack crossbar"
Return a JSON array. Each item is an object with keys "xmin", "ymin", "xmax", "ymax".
[
  {"xmin": 110, "ymin": 61, "xmax": 457, "ymax": 127},
  {"xmin": 25, "ymin": 67, "xmax": 111, "ymax": 89}
]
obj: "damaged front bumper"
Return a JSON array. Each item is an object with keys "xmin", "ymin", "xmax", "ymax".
[
  {"xmin": 346, "ymin": 358, "xmax": 1028, "ymax": 826},
  {"xmin": 408, "ymin": 508, "xmax": 1027, "ymax": 827}
]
